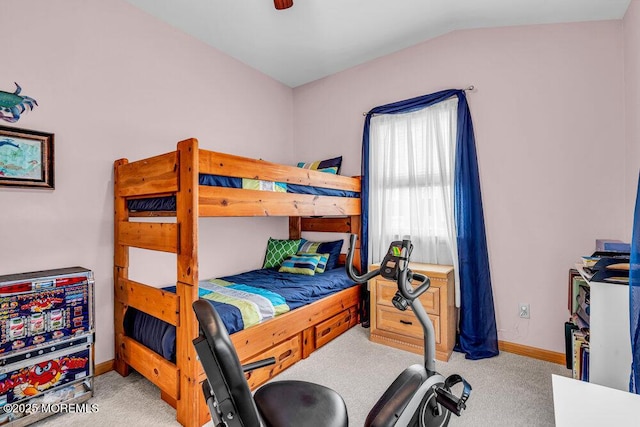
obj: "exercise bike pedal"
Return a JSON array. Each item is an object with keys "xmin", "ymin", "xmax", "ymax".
[{"xmin": 434, "ymin": 374, "xmax": 472, "ymax": 417}]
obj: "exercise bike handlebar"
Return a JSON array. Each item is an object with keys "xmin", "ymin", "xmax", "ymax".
[
  {"xmin": 395, "ymin": 239, "xmax": 431, "ymax": 302},
  {"xmin": 345, "ymin": 234, "xmax": 381, "ymax": 283},
  {"xmin": 398, "ymin": 269, "xmax": 431, "ymax": 302}
]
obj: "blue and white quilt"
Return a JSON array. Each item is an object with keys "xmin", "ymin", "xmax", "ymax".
[{"xmin": 124, "ymin": 267, "xmax": 356, "ymax": 362}]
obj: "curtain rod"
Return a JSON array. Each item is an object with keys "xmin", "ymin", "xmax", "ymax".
[{"xmin": 362, "ymin": 85, "xmax": 475, "ymax": 116}]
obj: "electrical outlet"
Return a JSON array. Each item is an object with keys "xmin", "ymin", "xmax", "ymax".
[{"xmin": 519, "ymin": 303, "xmax": 530, "ymax": 319}]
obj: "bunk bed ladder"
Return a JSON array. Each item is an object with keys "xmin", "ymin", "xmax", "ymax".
[{"xmin": 114, "ymin": 138, "xmax": 205, "ymax": 427}]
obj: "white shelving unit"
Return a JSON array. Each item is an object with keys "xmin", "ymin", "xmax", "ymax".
[
  {"xmin": 589, "ymin": 280, "xmax": 632, "ymax": 391},
  {"xmin": 575, "ymin": 264, "xmax": 632, "ymax": 391}
]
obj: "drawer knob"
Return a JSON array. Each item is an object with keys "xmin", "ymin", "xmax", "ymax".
[{"xmin": 399, "ymin": 319, "xmax": 413, "ymax": 325}]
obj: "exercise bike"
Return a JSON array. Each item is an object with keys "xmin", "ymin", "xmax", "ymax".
[
  {"xmin": 192, "ymin": 235, "xmax": 470, "ymax": 427},
  {"xmin": 344, "ymin": 234, "xmax": 471, "ymax": 426}
]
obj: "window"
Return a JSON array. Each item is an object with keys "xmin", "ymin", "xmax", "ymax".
[{"xmin": 368, "ymin": 97, "xmax": 458, "ymax": 266}]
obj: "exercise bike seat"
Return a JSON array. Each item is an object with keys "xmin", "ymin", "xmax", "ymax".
[
  {"xmin": 365, "ymin": 364, "xmax": 428, "ymax": 427},
  {"xmin": 255, "ymin": 381, "xmax": 348, "ymax": 427}
]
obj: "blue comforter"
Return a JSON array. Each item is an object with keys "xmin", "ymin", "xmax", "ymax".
[{"xmin": 124, "ymin": 267, "xmax": 355, "ymax": 362}]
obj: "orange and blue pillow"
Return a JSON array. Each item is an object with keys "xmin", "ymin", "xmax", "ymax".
[{"xmin": 279, "ymin": 254, "xmax": 322, "ymax": 276}]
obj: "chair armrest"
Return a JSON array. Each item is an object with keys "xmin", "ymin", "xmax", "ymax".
[{"xmin": 242, "ymin": 357, "xmax": 276, "ymax": 373}]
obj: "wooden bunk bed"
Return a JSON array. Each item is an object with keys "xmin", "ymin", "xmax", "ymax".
[{"xmin": 113, "ymin": 138, "xmax": 362, "ymax": 427}]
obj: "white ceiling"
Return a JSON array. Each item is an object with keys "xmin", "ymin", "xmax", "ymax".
[{"xmin": 124, "ymin": 0, "xmax": 631, "ymax": 88}]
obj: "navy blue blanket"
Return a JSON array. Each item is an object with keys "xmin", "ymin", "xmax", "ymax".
[
  {"xmin": 124, "ymin": 267, "xmax": 355, "ymax": 362},
  {"xmin": 128, "ymin": 174, "xmax": 359, "ymax": 211}
]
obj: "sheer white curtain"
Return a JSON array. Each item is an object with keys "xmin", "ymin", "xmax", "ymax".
[{"xmin": 369, "ymin": 97, "xmax": 459, "ymax": 287}]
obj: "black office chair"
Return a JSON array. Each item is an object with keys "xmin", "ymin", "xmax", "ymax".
[{"xmin": 192, "ymin": 299, "xmax": 348, "ymax": 427}]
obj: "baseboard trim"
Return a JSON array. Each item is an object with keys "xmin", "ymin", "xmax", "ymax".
[
  {"xmin": 94, "ymin": 342, "xmax": 563, "ymax": 375},
  {"xmin": 95, "ymin": 359, "xmax": 115, "ymax": 376},
  {"xmin": 499, "ymin": 340, "xmax": 565, "ymax": 365}
]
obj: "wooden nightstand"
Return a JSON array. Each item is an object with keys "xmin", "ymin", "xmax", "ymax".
[{"xmin": 369, "ymin": 263, "xmax": 456, "ymax": 361}]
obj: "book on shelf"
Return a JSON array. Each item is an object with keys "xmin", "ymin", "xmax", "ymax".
[
  {"xmin": 572, "ymin": 329, "xmax": 589, "ymax": 381},
  {"xmin": 564, "ymin": 321, "xmax": 579, "ymax": 369},
  {"xmin": 575, "ymin": 285, "xmax": 590, "ymax": 327},
  {"xmin": 581, "ymin": 347, "xmax": 590, "ymax": 382},
  {"xmin": 566, "ymin": 265, "xmax": 592, "ymax": 381},
  {"xmin": 570, "ymin": 274, "xmax": 589, "ymax": 314}
]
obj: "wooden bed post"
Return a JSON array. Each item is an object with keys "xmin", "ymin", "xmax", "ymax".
[
  {"xmin": 175, "ymin": 138, "xmax": 203, "ymax": 427},
  {"xmin": 114, "ymin": 158, "xmax": 130, "ymax": 377},
  {"xmin": 289, "ymin": 216, "xmax": 302, "ymax": 240},
  {"xmin": 351, "ymin": 177, "xmax": 362, "ymax": 271}
]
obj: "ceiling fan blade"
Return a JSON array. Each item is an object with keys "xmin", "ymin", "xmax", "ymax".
[{"xmin": 274, "ymin": 0, "xmax": 293, "ymax": 10}]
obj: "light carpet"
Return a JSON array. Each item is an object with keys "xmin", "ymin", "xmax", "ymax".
[{"xmin": 36, "ymin": 326, "xmax": 569, "ymax": 426}]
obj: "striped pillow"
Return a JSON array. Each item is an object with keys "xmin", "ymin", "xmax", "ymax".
[
  {"xmin": 296, "ymin": 156, "xmax": 342, "ymax": 175},
  {"xmin": 298, "ymin": 239, "xmax": 343, "ymax": 270},
  {"xmin": 279, "ymin": 254, "xmax": 321, "ymax": 276},
  {"xmin": 297, "ymin": 252, "xmax": 330, "ymax": 273}
]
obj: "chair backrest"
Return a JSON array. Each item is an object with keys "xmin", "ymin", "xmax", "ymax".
[{"xmin": 192, "ymin": 299, "xmax": 262, "ymax": 427}]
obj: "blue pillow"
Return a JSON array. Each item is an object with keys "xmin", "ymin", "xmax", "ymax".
[
  {"xmin": 279, "ymin": 254, "xmax": 321, "ymax": 276},
  {"xmin": 298, "ymin": 240, "xmax": 343, "ymax": 270}
]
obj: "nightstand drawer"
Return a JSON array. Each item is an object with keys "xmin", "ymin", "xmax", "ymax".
[
  {"xmin": 376, "ymin": 305, "xmax": 440, "ymax": 343},
  {"xmin": 376, "ymin": 279, "xmax": 440, "ymax": 315}
]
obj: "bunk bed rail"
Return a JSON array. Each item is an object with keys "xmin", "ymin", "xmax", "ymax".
[
  {"xmin": 116, "ymin": 151, "xmax": 178, "ymax": 197},
  {"xmin": 199, "ymin": 187, "xmax": 359, "ymax": 216},
  {"xmin": 121, "ymin": 336, "xmax": 180, "ymax": 400},
  {"xmin": 114, "ymin": 278, "xmax": 179, "ymax": 326},
  {"xmin": 199, "ymin": 151, "xmax": 360, "ymax": 192}
]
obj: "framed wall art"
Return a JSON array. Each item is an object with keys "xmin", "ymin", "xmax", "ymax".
[{"xmin": 0, "ymin": 125, "xmax": 54, "ymax": 189}]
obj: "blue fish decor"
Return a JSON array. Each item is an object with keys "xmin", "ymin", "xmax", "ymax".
[{"xmin": 0, "ymin": 83, "xmax": 38, "ymax": 123}]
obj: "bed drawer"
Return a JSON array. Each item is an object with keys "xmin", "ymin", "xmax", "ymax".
[
  {"xmin": 243, "ymin": 335, "xmax": 301, "ymax": 390},
  {"xmin": 376, "ymin": 305, "xmax": 440, "ymax": 344},
  {"xmin": 315, "ymin": 306, "xmax": 357, "ymax": 349}
]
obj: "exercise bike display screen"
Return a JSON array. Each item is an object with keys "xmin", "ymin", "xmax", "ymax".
[{"xmin": 380, "ymin": 241, "xmax": 412, "ymax": 281}]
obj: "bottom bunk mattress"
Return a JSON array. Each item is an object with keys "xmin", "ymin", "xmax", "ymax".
[{"xmin": 124, "ymin": 267, "xmax": 356, "ymax": 362}]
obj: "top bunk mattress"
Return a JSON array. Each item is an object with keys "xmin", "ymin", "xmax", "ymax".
[
  {"xmin": 127, "ymin": 174, "xmax": 359, "ymax": 211},
  {"xmin": 124, "ymin": 266, "xmax": 356, "ymax": 362}
]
